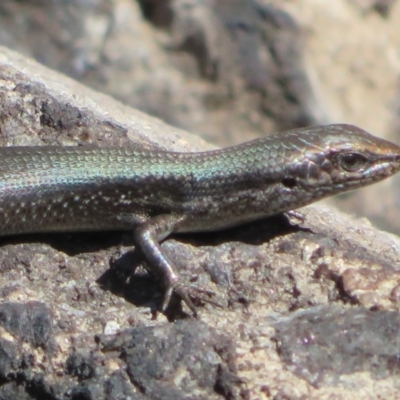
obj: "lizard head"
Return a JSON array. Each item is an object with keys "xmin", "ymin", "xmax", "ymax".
[{"xmin": 283, "ymin": 124, "xmax": 400, "ymax": 193}]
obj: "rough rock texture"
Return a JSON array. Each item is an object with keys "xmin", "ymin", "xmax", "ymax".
[
  {"xmin": 1, "ymin": 45, "xmax": 400, "ymax": 399},
  {"xmin": 275, "ymin": 306, "xmax": 400, "ymax": 387},
  {"xmin": 0, "ymin": 0, "xmax": 329, "ymax": 145}
]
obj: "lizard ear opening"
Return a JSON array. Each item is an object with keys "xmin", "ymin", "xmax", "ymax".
[{"xmin": 282, "ymin": 178, "xmax": 297, "ymax": 188}]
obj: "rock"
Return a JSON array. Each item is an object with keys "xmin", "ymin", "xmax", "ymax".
[{"xmin": 0, "ymin": 44, "xmax": 400, "ymax": 398}]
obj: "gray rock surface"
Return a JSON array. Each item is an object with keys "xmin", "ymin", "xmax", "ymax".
[{"xmin": 1, "ymin": 45, "xmax": 400, "ymax": 399}]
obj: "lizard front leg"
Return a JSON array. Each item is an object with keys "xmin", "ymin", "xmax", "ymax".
[{"xmin": 134, "ymin": 213, "xmax": 200, "ymax": 316}]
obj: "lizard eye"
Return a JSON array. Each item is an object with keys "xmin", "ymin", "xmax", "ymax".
[{"xmin": 337, "ymin": 152, "xmax": 368, "ymax": 172}]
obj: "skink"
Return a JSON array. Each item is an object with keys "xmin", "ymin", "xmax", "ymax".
[{"xmin": 0, "ymin": 124, "xmax": 399, "ymax": 315}]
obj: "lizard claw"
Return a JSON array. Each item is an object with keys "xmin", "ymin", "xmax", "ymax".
[{"xmin": 162, "ymin": 282, "xmax": 220, "ymax": 317}]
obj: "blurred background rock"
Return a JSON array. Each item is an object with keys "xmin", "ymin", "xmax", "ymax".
[{"xmin": 0, "ymin": 0, "xmax": 399, "ymax": 233}]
